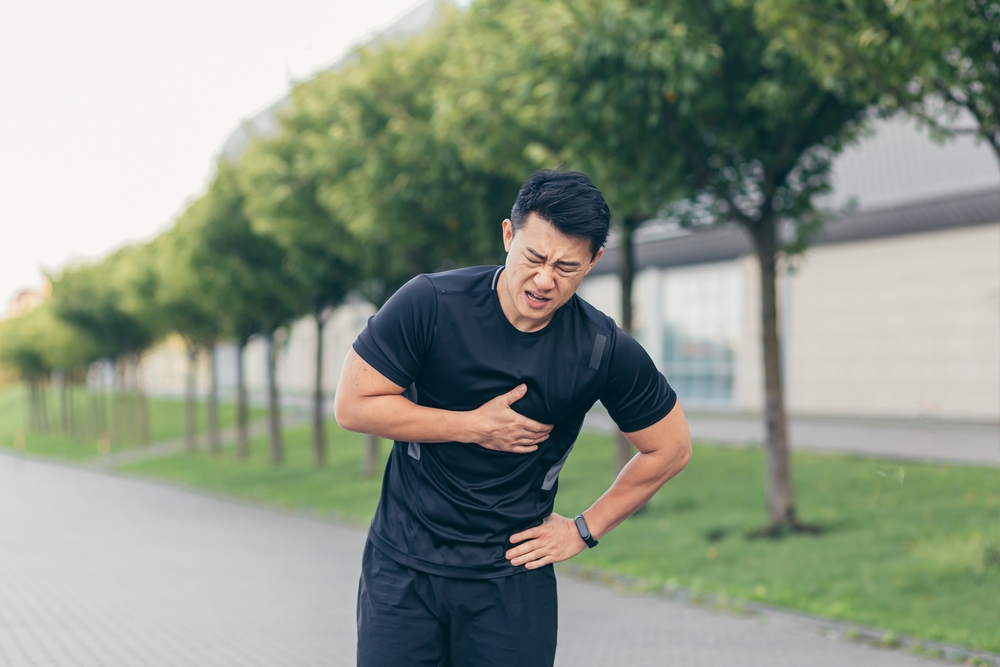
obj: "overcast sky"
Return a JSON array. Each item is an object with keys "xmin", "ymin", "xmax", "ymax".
[{"xmin": 0, "ymin": 0, "xmax": 432, "ymax": 311}]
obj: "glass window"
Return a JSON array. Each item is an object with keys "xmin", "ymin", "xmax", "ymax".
[{"xmin": 659, "ymin": 264, "xmax": 741, "ymax": 407}]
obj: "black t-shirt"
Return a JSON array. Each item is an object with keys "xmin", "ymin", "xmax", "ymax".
[{"xmin": 353, "ymin": 265, "xmax": 676, "ymax": 578}]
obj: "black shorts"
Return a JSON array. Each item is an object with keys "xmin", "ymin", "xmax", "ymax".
[{"xmin": 357, "ymin": 539, "xmax": 558, "ymax": 667}]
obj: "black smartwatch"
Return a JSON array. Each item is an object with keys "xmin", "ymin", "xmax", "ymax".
[{"xmin": 574, "ymin": 513, "xmax": 599, "ymax": 548}]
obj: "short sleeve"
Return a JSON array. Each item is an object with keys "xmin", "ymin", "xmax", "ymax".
[
  {"xmin": 353, "ymin": 275, "xmax": 437, "ymax": 388},
  {"xmin": 599, "ymin": 328, "xmax": 677, "ymax": 433}
]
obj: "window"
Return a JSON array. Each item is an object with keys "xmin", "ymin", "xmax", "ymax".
[{"xmin": 659, "ymin": 264, "xmax": 741, "ymax": 406}]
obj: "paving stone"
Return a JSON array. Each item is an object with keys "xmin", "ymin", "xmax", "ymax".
[{"xmin": 0, "ymin": 453, "xmax": 950, "ymax": 667}]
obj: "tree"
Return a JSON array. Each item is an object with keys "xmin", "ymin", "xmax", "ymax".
[
  {"xmin": 294, "ymin": 32, "xmax": 521, "ymax": 300},
  {"xmin": 287, "ymin": 30, "xmax": 522, "ymax": 473},
  {"xmin": 153, "ymin": 212, "xmax": 226, "ymax": 453},
  {"xmin": 652, "ymin": 0, "xmax": 871, "ymax": 534},
  {"xmin": 49, "ymin": 247, "xmax": 161, "ymax": 446},
  {"xmin": 239, "ymin": 122, "xmax": 361, "ymax": 467},
  {"xmin": 0, "ymin": 308, "xmax": 54, "ymax": 434},
  {"xmin": 34, "ymin": 304, "xmax": 103, "ymax": 439},
  {"xmin": 195, "ymin": 162, "xmax": 304, "ymax": 464},
  {"xmin": 755, "ymin": 0, "xmax": 1000, "ymax": 164},
  {"xmin": 756, "ymin": 0, "xmax": 999, "ymax": 557}
]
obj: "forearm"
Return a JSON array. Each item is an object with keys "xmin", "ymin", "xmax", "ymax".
[
  {"xmin": 335, "ymin": 350, "xmax": 551, "ymax": 452},
  {"xmin": 583, "ymin": 437, "xmax": 690, "ymax": 540},
  {"xmin": 335, "ymin": 393, "xmax": 472, "ymax": 444}
]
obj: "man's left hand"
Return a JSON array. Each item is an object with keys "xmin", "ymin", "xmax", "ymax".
[{"xmin": 506, "ymin": 512, "xmax": 587, "ymax": 569}]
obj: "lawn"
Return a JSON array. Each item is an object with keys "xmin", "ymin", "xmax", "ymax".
[
  {"xmin": 125, "ymin": 421, "xmax": 1000, "ymax": 652},
  {"xmin": 0, "ymin": 384, "xmax": 264, "ymax": 460}
]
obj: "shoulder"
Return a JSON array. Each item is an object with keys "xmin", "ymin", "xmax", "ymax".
[
  {"xmin": 422, "ymin": 265, "xmax": 500, "ymax": 294},
  {"xmin": 565, "ymin": 293, "xmax": 618, "ymax": 339}
]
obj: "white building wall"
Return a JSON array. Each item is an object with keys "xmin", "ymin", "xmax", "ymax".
[
  {"xmin": 137, "ymin": 301, "xmax": 374, "ymax": 406},
  {"xmin": 785, "ymin": 223, "xmax": 1000, "ymax": 421},
  {"xmin": 138, "ymin": 336, "xmax": 212, "ymax": 397},
  {"xmin": 579, "ymin": 221, "xmax": 1000, "ymax": 423},
  {"xmin": 733, "ymin": 255, "xmax": 765, "ymax": 413}
]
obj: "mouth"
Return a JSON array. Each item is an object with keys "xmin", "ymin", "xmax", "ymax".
[{"xmin": 524, "ymin": 290, "xmax": 552, "ymax": 309}]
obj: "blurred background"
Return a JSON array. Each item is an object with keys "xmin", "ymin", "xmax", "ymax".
[{"xmin": 1, "ymin": 0, "xmax": 998, "ymax": 661}]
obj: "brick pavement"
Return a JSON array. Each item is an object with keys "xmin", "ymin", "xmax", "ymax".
[{"xmin": 0, "ymin": 453, "xmax": 950, "ymax": 667}]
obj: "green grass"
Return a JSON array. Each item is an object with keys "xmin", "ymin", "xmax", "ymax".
[
  {"xmin": 0, "ymin": 384, "xmax": 264, "ymax": 460},
  {"xmin": 124, "ymin": 422, "xmax": 1000, "ymax": 653},
  {"xmin": 125, "ymin": 420, "xmax": 389, "ymax": 522}
]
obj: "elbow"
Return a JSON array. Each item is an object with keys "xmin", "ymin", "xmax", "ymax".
[
  {"xmin": 666, "ymin": 434, "xmax": 692, "ymax": 479},
  {"xmin": 677, "ymin": 436, "xmax": 693, "ymax": 470},
  {"xmin": 333, "ymin": 393, "xmax": 360, "ymax": 433}
]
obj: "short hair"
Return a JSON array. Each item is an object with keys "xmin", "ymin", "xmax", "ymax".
[{"xmin": 510, "ymin": 171, "xmax": 611, "ymax": 257}]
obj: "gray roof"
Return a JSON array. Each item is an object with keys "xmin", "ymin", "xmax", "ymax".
[{"xmin": 590, "ymin": 185, "xmax": 1000, "ymax": 276}]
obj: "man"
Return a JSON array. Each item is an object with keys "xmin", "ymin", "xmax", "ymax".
[{"xmin": 335, "ymin": 170, "xmax": 691, "ymax": 667}]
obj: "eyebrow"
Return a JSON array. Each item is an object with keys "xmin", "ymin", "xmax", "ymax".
[{"xmin": 525, "ymin": 246, "xmax": 582, "ymax": 268}]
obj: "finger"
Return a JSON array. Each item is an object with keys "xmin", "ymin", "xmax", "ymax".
[
  {"xmin": 501, "ymin": 384, "xmax": 527, "ymax": 406},
  {"xmin": 510, "ymin": 546, "xmax": 549, "ymax": 567},
  {"xmin": 504, "ymin": 540, "xmax": 541, "ymax": 560},
  {"xmin": 509, "ymin": 527, "xmax": 543, "ymax": 544},
  {"xmin": 524, "ymin": 555, "xmax": 557, "ymax": 570},
  {"xmin": 519, "ymin": 419, "xmax": 553, "ymax": 434}
]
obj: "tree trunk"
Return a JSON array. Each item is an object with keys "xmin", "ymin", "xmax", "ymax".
[
  {"xmin": 313, "ymin": 312, "xmax": 327, "ymax": 467},
  {"xmin": 615, "ymin": 220, "xmax": 638, "ymax": 473},
  {"xmin": 363, "ymin": 433, "xmax": 380, "ymax": 476},
  {"xmin": 90, "ymin": 390, "xmax": 100, "ymax": 441},
  {"xmin": 39, "ymin": 378, "xmax": 50, "ymax": 433},
  {"xmin": 184, "ymin": 342, "xmax": 198, "ymax": 453},
  {"xmin": 57, "ymin": 369, "xmax": 68, "ymax": 434},
  {"xmin": 754, "ymin": 219, "xmax": 797, "ymax": 528},
  {"xmin": 26, "ymin": 379, "xmax": 37, "ymax": 433},
  {"xmin": 236, "ymin": 340, "xmax": 249, "ymax": 460},
  {"xmin": 112, "ymin": 358, "xmax": 126, "ymax": 446},
  {"xmin": 133, "ymin": 354, "xmax": 150, "ymax": 445},
  {"xmin": 267, "ymin": 331, "xmax": 284, "ymax": 465},
  {"xmin": 207, "ymin": 345, "xmax": 221, "ymax": 455},
  {"xmin": 67, "ymin": 375, "xmax": 77, "ymax": 438},
  {"xmin": 96, "ymin": 380, "xmax": 108, "ymax": 442}
]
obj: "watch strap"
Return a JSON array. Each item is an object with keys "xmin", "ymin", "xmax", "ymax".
[{"xmin": 574, "ymin": 513, "xmax": 599, "ymax": 548}]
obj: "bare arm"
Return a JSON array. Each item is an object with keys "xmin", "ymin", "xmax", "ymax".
[
  {"xmin": 506, "ymin": 402, "xmax": 692, "ymax": 568},
  {"xmin": 333, "ymin": 348, "xmax": 552, "ymax": 453}
]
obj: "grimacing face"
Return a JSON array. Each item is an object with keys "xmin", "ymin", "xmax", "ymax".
[{"xmin": 497, "ymin": 212, "xmax": 603, "ymax": 333}]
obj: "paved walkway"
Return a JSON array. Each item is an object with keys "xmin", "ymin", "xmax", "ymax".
[
  {"xmin": 0, "ymin": 453, "xmax": 961, "ymax": 667},
  {"xmin": 585, "ymin": 410, "xmax": 1000, "ymax": 466}
]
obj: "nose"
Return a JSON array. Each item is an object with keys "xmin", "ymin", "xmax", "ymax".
[{"xmin": 533, "ymin": 265, "xmax": 556, "ymax": 291}]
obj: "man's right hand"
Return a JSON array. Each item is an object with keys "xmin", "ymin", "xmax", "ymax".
[{"xmin": 466, "ymin": 384, "xmax": 552, "ymax": 454}]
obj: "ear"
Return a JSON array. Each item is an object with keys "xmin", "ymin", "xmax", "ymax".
[
  {"xmin": 502, "ymin": 219, "xmax": 514, "ymax": 253},
  {"xmin": 585, "ymin": 247, "xmax": 604, "ymax": 274}
]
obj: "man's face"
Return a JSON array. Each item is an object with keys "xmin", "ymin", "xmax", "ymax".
[{"xmin": 497, "ymin": 212, "xmax": 603, "ymax": 333}]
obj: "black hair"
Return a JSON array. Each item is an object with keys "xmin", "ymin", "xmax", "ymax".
[{"xmin": 510, "ymin": 170, "xmax": 611, "ymax": 257}]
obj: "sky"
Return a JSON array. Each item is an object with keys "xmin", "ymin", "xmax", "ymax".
[{"xmin": 0, "ymin": 0, "xmax": 433, "ymax": 312}]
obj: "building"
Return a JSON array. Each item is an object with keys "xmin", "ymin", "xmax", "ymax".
[{"xmin": 579, "ymin": 116, "xmax": 1000, "ymax": 422}]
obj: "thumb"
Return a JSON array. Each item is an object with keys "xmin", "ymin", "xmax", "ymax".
[{"xmin": 503, "ymin": 384, "xmax": 527, "ymax": 406}]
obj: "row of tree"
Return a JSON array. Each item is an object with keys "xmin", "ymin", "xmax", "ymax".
[{"xmin": 1, "ymin": 0, "xmax": 994, "ymax": 531}]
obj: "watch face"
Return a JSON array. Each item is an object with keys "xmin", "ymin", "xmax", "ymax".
[{"xmin": 575, "ymin": 515, "xmax": 589, "ymax": 539}]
